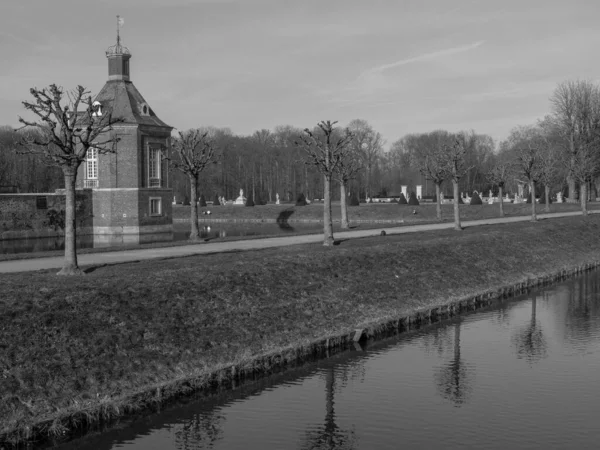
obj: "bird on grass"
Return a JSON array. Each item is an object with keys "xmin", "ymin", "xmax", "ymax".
[{"xmin": 412, "ymin": 209, "xmax": 417, "ymax": 215}]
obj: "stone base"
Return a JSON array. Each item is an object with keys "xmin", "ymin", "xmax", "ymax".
[{"xmin": 92, "ymin": 224, "xmax": 173, "ymax": 236}]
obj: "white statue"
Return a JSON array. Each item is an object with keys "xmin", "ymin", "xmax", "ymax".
[
  {"xmin": 556, "ymin": 192, "xmax": 563, "ymax": 203},
  {"xmin": 234, "ymin": 188, "xmax": 246, "ymax": 205},
  {"xmin": 276, "ymin": 193, "xmax": 280, "ymax": 205}
]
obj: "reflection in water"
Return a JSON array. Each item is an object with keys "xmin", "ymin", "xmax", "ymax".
[
  {"xmin": 301, "ymin": 366, "xmax": 357, "ymax": 450},
  {"xmin": 565, "ymin": 275, "xmax": 600, "ymax": 350},
  {"xmin": 1, "ymin": 223, "xmax": 316, "ymax": 254},
  {"xmin": 511, "ymin": 294, "xmax": 547, "ymax": 364},
  {"xmin": 174, "ymin": 411, "xmax": 225, "ymax": 449},
  {"xmin": 434, "ymin": 321, "xmax": 474, "ymax": 407},
  {"xmin": 59, "ymin": 270, "xmax": 600, "ymax": 450}
]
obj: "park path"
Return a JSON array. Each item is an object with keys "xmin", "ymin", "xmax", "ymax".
[{"xmin": 0, "ymin": 210, "xmax": 595, "ymax": 274}]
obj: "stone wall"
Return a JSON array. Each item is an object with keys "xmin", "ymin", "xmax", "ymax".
[{"xmin": 0, "ymin": 191, "xmax": 93, "ymax": 238}]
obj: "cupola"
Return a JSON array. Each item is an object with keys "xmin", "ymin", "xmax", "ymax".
[{"xmin": 105, "ymin": 15, "xmax": 131, "ymax": 81}]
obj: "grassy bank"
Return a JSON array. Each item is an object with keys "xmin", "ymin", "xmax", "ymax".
[
  {"xmin": 174, "ymin": 201, "xmax": 597, "ymax": 222},
  {"xmin": 2, "ymin": 215, "xmax": 600, "ymax": 445}
]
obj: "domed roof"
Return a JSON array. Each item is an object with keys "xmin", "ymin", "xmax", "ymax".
[{"xmin": 105, "ymin": 37, "xmax": 130, "ymax": 57}]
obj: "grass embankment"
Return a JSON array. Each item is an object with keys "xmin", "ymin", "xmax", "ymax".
[
  {"xmin": 174, "ymin": 201, "xmax": 597, "ymax": 223},
  {"xmin": 2, "ymin": 215, "xmax": 600, "ymax": 445}
]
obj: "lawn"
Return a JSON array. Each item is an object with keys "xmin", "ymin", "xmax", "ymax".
[
  {"xmin": 173, "ymin": 201, "xmax": 598, "ymax": 223},
  {"xmin": 2, "ymin": 214, "xmax": 600, "ymax": 445}
]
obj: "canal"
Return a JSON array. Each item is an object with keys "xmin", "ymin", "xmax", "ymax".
[
  {"xmin": 0, "ymin": 222, "xmax": 325, "ymax": 254},
  {"xmin": 57, "ymin": 270, "xmax": 600, "ymax": 449}
]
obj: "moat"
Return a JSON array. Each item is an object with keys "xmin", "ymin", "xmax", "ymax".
[{"xmin": 56, "ymin": 269, "xmax": 600, "ymax": 449}]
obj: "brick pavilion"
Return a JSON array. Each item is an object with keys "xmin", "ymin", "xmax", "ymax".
[{"xmin": 76, "ymin": 29, "xmax": 173, "ymax": 241}]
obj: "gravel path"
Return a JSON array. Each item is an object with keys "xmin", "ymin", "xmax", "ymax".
[{"xmin": 0, "ymin": 210, "xmax": 594, "ymax": 273}]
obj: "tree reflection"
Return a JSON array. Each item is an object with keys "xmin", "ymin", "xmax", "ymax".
[
  {"xmin": 511, "ymin": 294, "xmax": 547, "ymax": 364},
  {"xmin": 301, "ymin": 366, "xmax": 357, "ymax": 450},
  {"xmin": 564, "ymin": 274, "xmax": 600, "ymax": 349},
  {"xmin": 434, "ymin": 321, "xmax": 474, "ymax": 407},
  {"xmin": 422, "ymin": 324, "xmax": 453, "ymax": 357},
  {"xmin": 174, "ymin": 410, "xmax": 225, "ymax": 449}
]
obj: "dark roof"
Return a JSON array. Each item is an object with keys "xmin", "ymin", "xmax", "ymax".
[{"xmin": 94, "ymin": 80, "xmax": 172, "ymax": 129}]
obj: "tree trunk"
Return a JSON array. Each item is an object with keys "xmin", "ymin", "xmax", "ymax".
[
  {"xmin": 366, "ymin": 163, "xmax": 371, "ymax": 199},
  {"xmin": 499, "ymin": 185, "xmax": 504, "ymax": 217},
  {"xmin": 530, "ymin": 180, "xmax": 537, "ymax": 222},
  {"xmin": 189, "ymin": 175, "xmax": 201, "ymax": 240},
  {"xmin": 340, "ymin": 182, "xmax": 349, "ymax": 229},
  {"xmin": 452, "ymin": 180, "xmax": 461, "ymax": 231},
  {"xmin": 567, "ymin": 168, "xmax": 577, "ymax": 202},
  {"xmin": 323, "ymin": 174, "xmax": 334, "ymax": 246},
  {"xmin": 544, "ymin": 185, "xmax": 550, "ymax": 213},
  {"xmin": 435, "ymin": 182, "xmax": 442, "ymax": 221},
  {"xmin": 58, "ymin": 167, "xmax": 83, "ymax": 275},
  {"xmin": 581, "ymin": 180, "xmax": 588, "ymax": 216}
]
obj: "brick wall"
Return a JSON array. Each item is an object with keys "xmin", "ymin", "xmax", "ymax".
[{"xmin": 0, "ymin": 191, "xmax": 93, "ymax": 231}]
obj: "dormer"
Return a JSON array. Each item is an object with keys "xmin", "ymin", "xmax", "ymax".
[
  {"xmin": 92, "ymin": 101, "xmax": 103, "ymax": 117},
  {"xmin": 139, "ymin": 102, "xmax": 150, "ymax": 116}
]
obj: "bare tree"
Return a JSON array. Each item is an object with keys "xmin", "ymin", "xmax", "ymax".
[
  {"xmin": 550, "ymin": 80, "xmax": 600, "ymax": 202},
  {"xmin": 570, "ymin": 141, "xmax": 600, "ymax": 215},
  {"xmin": 507, "ymin": 126, "xmax": 544, "ymax": 222},
  {"xmin": 347, "ymin": 119, "xmax": 383, "ymax": 200},
  {"xmin": 169, "ymin": 129, "xmax": 217, "ymax": 240},
  {"xmin": 446, "ymin": 133, "xmax": 474, "ymax": 230},
  {"xmin": 486, "ymin": 163, "xmax": 510, "ymax": 217},
  {"xmin": 407, "ymin": 131, "xmax": 452, "ymax": 221},
  {"xmin": 17, "ymin": 84, "xmax": 120, "ymax": 275},
  {"xmin": 334, "ymin": 145, "xmax": 362, "ymax": 229},
  {"xmin": 296, "ymin": 121, "xmax": 353, "ymax": 246}
]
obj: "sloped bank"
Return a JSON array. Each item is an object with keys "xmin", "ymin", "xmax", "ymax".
[{"xmin": 2, "ymin": 215, "xmax": 600, "ymax": 447}]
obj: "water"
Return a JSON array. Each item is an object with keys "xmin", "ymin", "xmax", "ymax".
[
  {"xmin": 0, "ymin": 222, "xmax": 324, "ymax": 254},
  {"xmin": 58, "ymin": 272, "xmax": 600, "ymax": 449}
]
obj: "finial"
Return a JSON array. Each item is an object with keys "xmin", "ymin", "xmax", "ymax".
[
  {"xmin": 106, "ymin": 15, "xmax": 130, "ymax": 56},
  {"xmin": 117, "ymin": 15, "xmax": 123, "ymax": 45}
]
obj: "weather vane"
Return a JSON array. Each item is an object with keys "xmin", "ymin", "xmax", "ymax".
[{"xmin": 116, "ymin": 15, "xmax": 124, "ymax": 44}]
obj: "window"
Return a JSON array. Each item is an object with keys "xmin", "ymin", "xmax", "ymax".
[
  {"xmin": 36, "ymin": 196, "xmax": 47, "ymax": 210},
  {"xmin": 148, "ymin": 146, "xmax": 161, "ymax": 187},
  {"xmin": 150, "ymin": 197, "xmax": 162, "ymax": 216},
  {"xmin": 86, "ymin": 148, "xmax": 98, "ymax": 188}
]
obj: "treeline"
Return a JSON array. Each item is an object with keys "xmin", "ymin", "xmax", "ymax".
[{"xmin": 2, "ymin": 80, "xmax": 599, "ymax": 203}]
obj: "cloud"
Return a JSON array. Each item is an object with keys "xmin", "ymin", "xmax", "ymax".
[{"xmin": 363, "ymin": 40, "xmax": 486, "ymax": 76}]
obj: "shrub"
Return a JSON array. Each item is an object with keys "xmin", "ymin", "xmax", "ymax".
[
  {"xmin": 45, "ymin": 209, "xmax": 65, "ymax": 231},
  {"xmin": 408, "ymin": 192, "xmax": 420, "ymax": 205},
  {"xmin": 398, "ymin": 193, "xmax": 408, "ymax": 205},
  {"xmin": 199, "ymin": 194, "xmax": 207, "ymax": 207},
  {"xmin": 349, "ymin": 193, "xmax": 360, "ymax": 206},
  {"xmin": 212, "ymin": 194, "xmax": 220, "ymax": 206},
  {"xmin": 470, "ymin": 192, "xmax": 482, "ymax": 205},
  {"xmin": 526, "ymin": 193, "xmax": 541, "ymax": 204},
  {"xmin": 255, "ymin": 191, "xmax": 267, "ymax": 205},
  {"xmin": 245, "ymin": 191, "xmax": 255, "ymax": 207},
  {"xmin": 296, "ymin": 193, "xmax": 307, "ymax": 206},
  {"xmin": 389, "ymin": 197, "xmax": 398, "ymax": 203}
]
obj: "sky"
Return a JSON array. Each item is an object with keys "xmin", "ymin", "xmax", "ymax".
[{"xmin": 1, "ymin": 0, "xmax": 599, "ymax": 148}]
